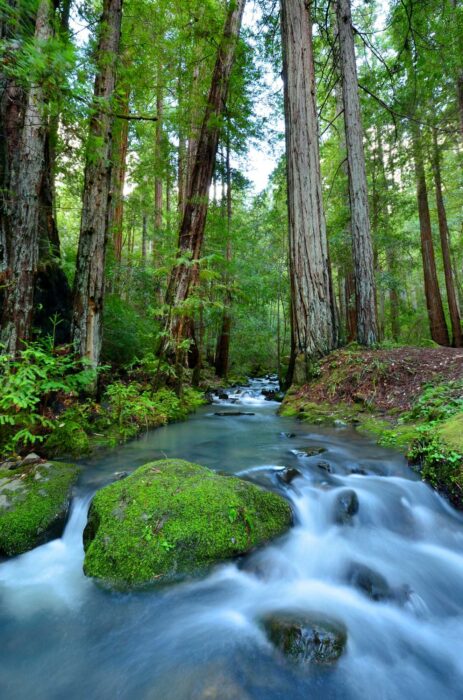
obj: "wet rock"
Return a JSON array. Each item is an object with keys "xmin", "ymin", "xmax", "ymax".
[
  {"xmin": 0, "ymin": 461, "xmax": 79, "ymax": 556},
  {"xmin": 216, "ymin": 390, "xmax": 229, "ymax": 400},
  {"xmin": 20, "ymin": 452, "xmax": 42, "ymax": 466},
  {"xmin": 297, "ymin": 446, "xmax": 327, "ymax": 457},
  {"xmin": 204, "ymin": 392, "xmax": 214, "ymax": 404},
  {"xmin": 0, "ymin": 459, "xmax": 21, "ymax": 471},
  {"xmin": 347, "ymin": 562, "xmax": 392, "ymax": 601},
  {"xmin": 350, "ymin": 467, "xmax": 368, "ymax": 476},
  {"xmin": 214, "ymin": 412, "xmax": 255, "ymax": 417},
  {"xmin": 317, "ymin": 460, "xmax": 332, "ymax": 473},
  {"xmin": 280, "ymin": 432, "xmax": 296, "ymax": 439},
  {"xmin": 277, "ymin": 467, "xmax": 302, "ymax": 485},
  {"xmin": 333, "ymin": 489, "xmax": 359, "ymax": 524},
  {"xmin": 263, "ymin": 390, "xmax": 285, "ymax": 402},
  {"xmin": 263, "ymin": 614, "xmax": 347, "ymax": 667},
  {"xmin": 83, "ymin": 459, "xmax": 292, "ymax": 588},
  {"xmin": 114, "ymin": 471, "xmax": 129, "ymax": 481}
]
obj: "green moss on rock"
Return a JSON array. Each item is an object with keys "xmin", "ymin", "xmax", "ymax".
[
  {"xmin": 0, "ymin": 461, "xmax": 79, "ymax": 556},
  {"xmin": 83, "ymin": 459, "xmax": 293, "ymax": 587}
]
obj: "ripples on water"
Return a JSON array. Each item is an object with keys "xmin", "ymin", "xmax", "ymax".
[{"xmin": 1, "ymin": 378, "xmax": 463, "ymax": 699}]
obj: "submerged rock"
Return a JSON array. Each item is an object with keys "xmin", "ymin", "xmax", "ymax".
[
  {"xmin": 263, "ymin": 614, "xmax": 347, "ymax": 667},
  {"xmin": 215, "ymin": 390, "xmax": 229, "ymax": 400},
  {"xmin": 0, "ymin": 460, "xmax": 79, "ymax": 556},
  {"xmin": 277, "ymin": 467, "xmax": 302, "ymax": 485},
  {"xmin": 333, "ymin": 489, "xmax": 359, "ymax": 524},
  {"xmin": 346, "ymin": 562, "xmax": 393, "ymax": 601},
  {"xmin": 214, "ymin": 412, "xmax": 255, "ymax": 417},
  {"xmin": 297, "ymin": 446, "xmax": 327, "ymax": 457},
  {"xmin": 317, "ymin": 460, "xmax": 332, "ymax": 473},
  {"xmin": 83, "ymin": 459, "xmax": 293, "ymax": 587}
]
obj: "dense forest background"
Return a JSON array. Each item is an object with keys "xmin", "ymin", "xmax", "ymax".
[{"xmin": 1, "ymin": 0, "xmax": 463, "ymax": 452}]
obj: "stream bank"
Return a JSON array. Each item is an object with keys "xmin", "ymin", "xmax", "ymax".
[{"xmin": 281, "ymin": 346, "xmax": 463, "ymax": 508}]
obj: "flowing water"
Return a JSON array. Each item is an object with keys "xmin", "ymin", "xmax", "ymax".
[{"xmin": 1, "ymin": 378, "xmax": 463, "ymax": 699}]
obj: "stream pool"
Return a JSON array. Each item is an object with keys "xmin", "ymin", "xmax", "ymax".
[{"xmin": 1, "ymin": 378, "xmax": 463, "ymax": 699}]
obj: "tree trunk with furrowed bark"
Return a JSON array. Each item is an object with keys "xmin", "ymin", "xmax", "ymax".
[
  {"xmin": 281, "ymin": 0, "xmax": 337, "ymax": 384},
  {"xmin": 336, "ymin": 0, "xmax": 378, "ymax": 346},
  {"xmin": 71, "ymin": 0, "xmax": 123, "ymax": 368},
  {"xmin": 164, "ymin": 0, "xmax": 246, "ymax": 369}
]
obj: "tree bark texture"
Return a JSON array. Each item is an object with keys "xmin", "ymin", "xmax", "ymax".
[
  {"xmin": 1, "ymin": 0, "xmax": 53, "ymax": 353},
  {"xmin": 154, "ymin": 71, "xmax": 163, "ymax": 247},
  {"xmin": 71, "ymin": 0, "xmax": 123, "ymax": 367},
  {"xmin": 215, "ymin": 136, "xmax": 233, "ymax": 378},
  {"xmin": 280, "ymin": 0, "xmax": 337, "ymax": 383},
  {"xmin": 411, "ymin": 126, "xmax": 450, "ymax": 346},
  {"xmin": 109, "ymin": 87, "xmax": 130, "ymax": 263},
  {"xmin": 336, "ymin": 0, "xmax": 378, "ymax": 346},
  {"xmin": 432, "ymin": 129, "xmax": 462, "ymax": 346},
  {"xmin": 164, "ymin": 0, "xmax": 246, "ymax": 355}
]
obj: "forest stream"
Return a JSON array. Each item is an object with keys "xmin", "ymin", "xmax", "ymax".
[{"xmin": 1, "ymin": 379, "xmax": 463, "ymax": 700}]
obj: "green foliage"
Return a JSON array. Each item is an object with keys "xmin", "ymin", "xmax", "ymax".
[
  {"xmin": 404, "ymin": 381, "xmax": 463, "ymax": 422},
  {"xmin": 0, "ymin": 342, "xmax": 95, "ymax": 453}
]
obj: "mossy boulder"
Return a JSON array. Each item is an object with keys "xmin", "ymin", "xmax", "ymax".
[
  {"xmin": 0, "ymin": 460, "xmax": 79, "ymax": 556},
  {"xmin": 83, "ymin": 459, "xmax": 293, "ymax": 587}
]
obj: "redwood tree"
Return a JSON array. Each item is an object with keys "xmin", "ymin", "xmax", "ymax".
[
  {"xmin": 336, "ymin": 0, "xmax": 378, "ymax": 346},
  {"xmin": 431, "ymin": 129, "xmax": 462, "ymax": 346},
  {"xmin": 411, "ymin": 126, "xmax": 449, "ymax": 346},
  {"xmin": 164, "ymin": 0, "xmax": 246, "ymax": 362},
  {"xmin": 281, "ymin": 0, "xmax": 337, "ymax": 384},
  {"xmin": 72, "ymin": 0, "xmax": 123, "ymax": 367},
  {"xmin": 1, "ymin": 0, "xmax": 54, "ymax": 354}
]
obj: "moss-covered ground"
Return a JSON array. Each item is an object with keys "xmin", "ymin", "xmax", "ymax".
[
  {"xmin": 281, "ymin": 347, "xmax": 463, "ymax": 509},
  {"xmin": 0, "ymin": 460, "xmax": 79, "ymax": 556},
  {"xmin": 44, "ymin": 385, "xmax": 206, "ymax": 459},
  {"xmin": 83, "ymin": 459, "xmax": 293, "ymax": 588}
]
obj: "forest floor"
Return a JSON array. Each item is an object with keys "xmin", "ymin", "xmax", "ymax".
[
  {"xmin": 290, "ymin": 346, "xmax": 463, "ymax": 414},
  {"xmin": 280, "ymin": 345, "xmax": 463, "ymax": 508}
]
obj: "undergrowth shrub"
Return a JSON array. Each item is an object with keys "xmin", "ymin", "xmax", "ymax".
[
  {"xmin": 404, "ymin": 381, "xmax": 463, "ymax": 422},
  {"xmin": 0, "ymin": 342, "xmax": 95, "ymax": 453}
]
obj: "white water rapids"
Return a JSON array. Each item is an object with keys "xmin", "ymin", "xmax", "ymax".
[{"xmin": 1, "ymin": 378, "xmax": 463, "ymax": 699}]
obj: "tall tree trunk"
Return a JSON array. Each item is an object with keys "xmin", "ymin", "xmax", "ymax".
[
  {"xmin": 386, "ymin": 248, "xmax": 400, "ymax": 342},
  {"xmin": 281, "ymin": 0, "xmax": 337, "ymax": 385},
  {"xmin": 336, "ymin": 0, "xmax": 378, "ymax": 346},
  {"xmin": 1, "ymin": 0, "xmax": 53, "ymax": 353},
  {"xmin": 411, "ymin": 126, "xmax": 450, "ymax": 346},
  {"xmin": 141, "ymin": 212, "xmax": 148, "ymax": 265},
  {"xmin": 432, "ymin": 129, "xmax": 462, "ymax": 346},
  {"xmin": 451, "ymin": 0, "xmax": 463, "ymax": 144},
  {"xmin": 154, "ymin": 71, "xmax": 163, "ymax": 248},
  {"xmin": 215, "ymin": 134, "xmax": 233, "ymax": 378},
  {"xmin": 71, "ymin": 0, "xmax": 123, "ymax": 367},
  {"xmin": 345, "ymin": 271, "xmax": 357, "ymax": 342},
  {"xmin": 109, "ymin": 87, "xmax": 130, "ymax": 264},
  {"xmin": 164, "ymin": 0, "xmax": 246, "ymax": 361}
]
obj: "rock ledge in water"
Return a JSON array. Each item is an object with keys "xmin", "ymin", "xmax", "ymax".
[
  {"xmin": 83, "ymin": 459, "xmax": 293, "ymax": 587},
  {"xmin": 263, "ymin": 614, "xmax": 347, "ymax": 667},
  {"xmin": 0, "ymin": 459, "xmax": 79, "ymax": 556}
]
